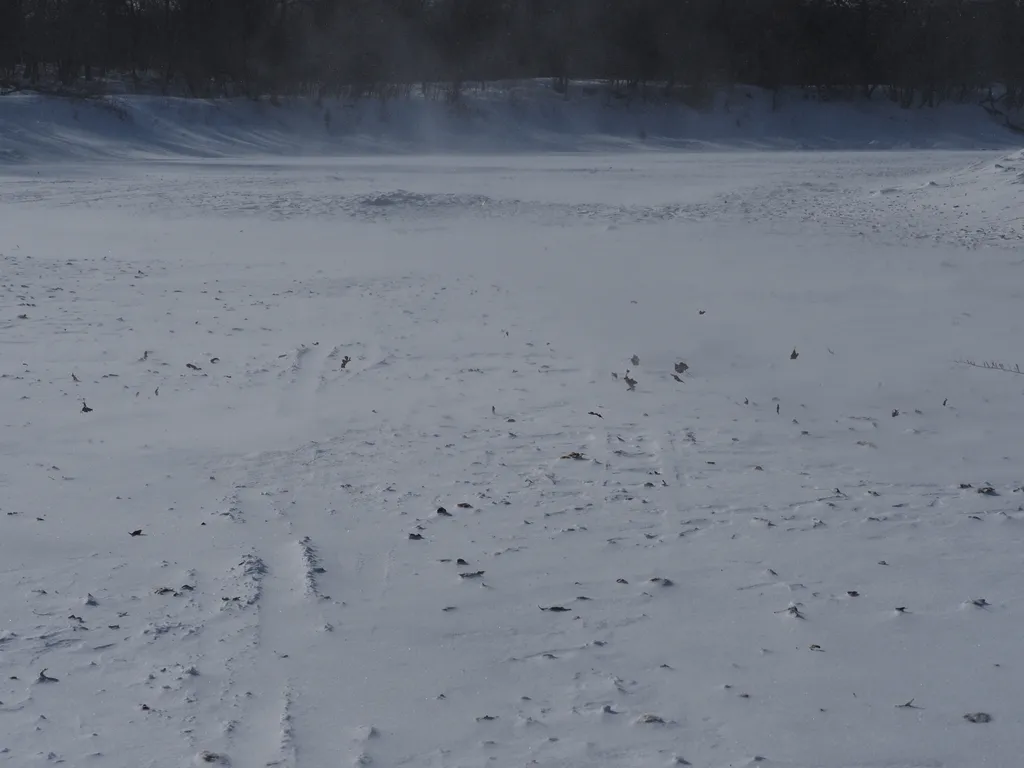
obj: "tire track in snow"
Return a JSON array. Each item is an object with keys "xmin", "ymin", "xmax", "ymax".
[
  {"xmin": 225, "ymin": 488, "xmax": 307, "ymax": 768},
  {"xmin": 278, "ymin": 343, "xmax": 332, "ymax": 417},
  {"xmin": 220, "ymin": 461, "xmax": 347, "ymax": 767}
]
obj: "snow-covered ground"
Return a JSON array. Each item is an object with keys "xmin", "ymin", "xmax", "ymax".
[{"xmin": 1, "ymin": 104, "xmax": 1023, "ymax": 768}]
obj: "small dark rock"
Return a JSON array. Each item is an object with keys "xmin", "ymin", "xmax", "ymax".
[
  {"xmin": 636, "ymin": 713, "xmax": 666, "ymax": 725},
  {"xmin": 964, "ymin": 712, "xmax": 992, "ymax": 724}
]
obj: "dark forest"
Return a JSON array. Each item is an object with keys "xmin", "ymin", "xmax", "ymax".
[{"xmin": 2, "ymin": 0, "xmax": 1023, "ymax": 109}]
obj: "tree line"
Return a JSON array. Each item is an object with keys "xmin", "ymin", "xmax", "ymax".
[{"xmin": 1, "ymin": 0, "xmax": 1022, "ymax": 108}]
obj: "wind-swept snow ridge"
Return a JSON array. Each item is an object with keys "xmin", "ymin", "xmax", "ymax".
[{"xmin": 0, "ymin": 83, "xmax": 1021, "ymax": 163}]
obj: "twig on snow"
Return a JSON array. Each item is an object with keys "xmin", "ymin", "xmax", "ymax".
[{"xmin": 956, "ymin": 359, "xmax": 1024, "ymax": 375}]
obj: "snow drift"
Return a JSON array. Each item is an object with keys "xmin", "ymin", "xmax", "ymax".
[{"xmin": 0, "ymin": 82, "xmax": 1021, "ymax": 163}]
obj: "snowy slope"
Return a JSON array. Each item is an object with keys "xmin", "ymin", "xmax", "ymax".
[
  {"xmin": 1, "ymin": 147, "xmax": 1023, "ymax": 768},
  {"xmin": 0, "ymin": 84, "xmax": 1021, "ymax": 163}
]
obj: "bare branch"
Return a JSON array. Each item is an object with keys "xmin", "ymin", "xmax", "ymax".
[{"xmin": 956, "ymin": 359, "xmax": 1024, "ymax": 376}]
